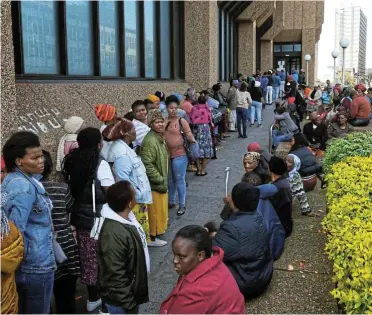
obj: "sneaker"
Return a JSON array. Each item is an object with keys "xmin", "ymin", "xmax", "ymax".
[
  {"xmin": 148, "ymin": 238, "xmax": 167, "ymax": 247},
  {"xmin": 87, "ymin": 298, "xmax": 102, "ymax": 312}
]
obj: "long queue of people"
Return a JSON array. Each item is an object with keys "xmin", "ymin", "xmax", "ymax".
[{"xmin": 0, "ymin": 83, "xmax": 271, "ymax": 315}]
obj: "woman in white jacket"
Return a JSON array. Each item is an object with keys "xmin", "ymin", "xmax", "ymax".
[{"xmin": 102, "ymin": 118, "xmax": 155, "ymax": 245}]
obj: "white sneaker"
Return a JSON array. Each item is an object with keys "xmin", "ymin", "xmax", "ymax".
[
  {"xmin": 87, "ymin": 298, "xmax": 102, "ymax": 312},
  {"xmin": 148, "ymin": 238, "xmax": 167, "ymax": 247}
]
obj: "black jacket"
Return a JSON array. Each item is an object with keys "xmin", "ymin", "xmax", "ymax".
[
  {"xmin": 213, "ymin": 211, "xmax": 273, "ymax": 298},
  {"xmin": 269, "ymin": 177, "xmax": 293, "ymax": 237},
  {"xmin": 303, "ymin": 122, "xmax": 328, "ymax": 150},
  {"xmin": 290, "ymin": 146, "xmax": 322, "ymax": 176},
  {"xmin": 97, "ymin": 218, "xmax": 149, "ymax": 311}
]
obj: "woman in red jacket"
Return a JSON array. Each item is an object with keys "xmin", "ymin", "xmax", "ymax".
[{"xmin": 160, "ymin": 225, "xmax": 245, "ymax": 314}]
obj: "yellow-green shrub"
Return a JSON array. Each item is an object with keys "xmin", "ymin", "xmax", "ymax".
[{"xmin": 322, "ymin": 156, "xmax": 372, "ymax": 314}]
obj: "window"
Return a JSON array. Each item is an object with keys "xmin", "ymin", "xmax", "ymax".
[
  {"xmin": 13, "ymin": 0, "xmax": 184, "ymax": 80},
  {"xmin": 281, "ymin": 44, "xmax": 293, "ymax": 52},
  {"xmin": 293, "ymin": 44, "xmax": 301, "ymax": 52},
  {"xmin": 99, "ymin": 1, "xmax": 119, "ymax": 76},
  {"xmin": 21, "ymin": 1, "xmax": 59, "ymax": 74},
  {"xmin": 66, "ymin": 1, "xmax": 94, "ymax": 75},
  {"xmin": 218, "ymin": 6, "xmax": 236, "ymax": 81}
]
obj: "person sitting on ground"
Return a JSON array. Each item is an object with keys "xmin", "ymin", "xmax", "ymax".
[
  {"xmin": 56, "ymin": 116, "xmax": 84, "ymax": 172},
  {"xmin": 289, "ymin": 133, "xmax": 324, "ymax": 191},
  {"xmin": 303, "ymin": 112, "xmax": 328, "ymax": 151},
  {"xmin": 97, "ymin": 181, "xmax": 149, "ymax": 314},
  {"xmin": 328, "ymin": 112, "xmax": 354, "ymax": 140},
  {"xmin": 160, "ymin": 225, "xmax": 245, "ymax": 314},
  {"xmin": 243, "ymin": 152, "xmax": 270, "ymax": 184},
  {"xmin": 213, "ymin": 182, "xmax": 273, "ymax": 299},
  {"xmin": 273, "ymin": 105, "xmax": 299, "ymax": 148},
  {"xmin": 306, "ymin": 85, "xmax": 322, "ymax": 118},
  {"xmin": 247, "ymin": 142, "xmax": 272, "ymax": 171},
  {"xmin": 349, "ymin": 89, "xmax": 371, "ymax": 127},
  {"xmin": 220, "ymin": 172, "xmax": 285, "ymax": 261},
  {"xmin": 266, "ymin": 157, "xmax": 293, "ymax": 237},
  {"xmin": 286, "ymin": 154, "xmax": 314, "ymax": 216}
]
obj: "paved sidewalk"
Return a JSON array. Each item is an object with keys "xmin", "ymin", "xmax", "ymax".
[{"xmin": 75, "ymin": 106, "xmax": 338, "ymax": 314}]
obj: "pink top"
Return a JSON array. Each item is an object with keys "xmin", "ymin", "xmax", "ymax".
[
  {"xmin": 64, "ymin": 140, "xmax": 78, "ymax": 155},
  {"xmin": 180, "ymin": 100, "xmax": 193, "ymax": 114},
  {"xmin": 189, "ymin": 104, "xmax": 213, "ymax": 125}
]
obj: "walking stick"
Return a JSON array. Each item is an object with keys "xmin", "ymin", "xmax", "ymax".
[{"xmin": 225, "ymin": 167, "xmax": 230, "ymax": 197}]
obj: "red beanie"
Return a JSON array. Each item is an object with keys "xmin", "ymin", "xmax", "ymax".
[{"xmin": 247, "ymin": 142, "xmax": 261, "ymax": 153}]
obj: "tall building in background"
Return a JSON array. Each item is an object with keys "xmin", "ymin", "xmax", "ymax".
[{"xmin": 335, "ymin": 6, "xmax": 367, "ymax": 75}]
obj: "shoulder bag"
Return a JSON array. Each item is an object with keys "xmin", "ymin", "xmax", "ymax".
[{"xmin": 179, "ymin": 118, "xmax": 199, "ymax": 160}]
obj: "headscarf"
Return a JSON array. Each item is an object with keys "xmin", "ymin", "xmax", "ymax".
[
  {"xmin": 254, "ymin": 81, "xmax": 261, "ymax": 88},
  {"xmin": 247, "ymin": 142, "xmax": 261, "ymax": 153},
  {"xmin": 147, "ymin": 109, "xmax": 164, "ymax": 127},
  {"xmin": 147, "ymin": 94, "xmax": 160, "ymax": 103},
  {"xmin": 232, "ymin": 80, "xmax": 239, "ymax": 85},
  {"xmin": 102, "ymin": 118, "xmax": 134, "ymax": 141},
  {"xmin": 1, "ymin": 192, "xmax": 10, "ymax": 240},
  {"xmin": 171, "ymin": 93, "xmax": 183, "ymax": 103},
  {"xmin": 95, "ymin": 104, "xmax": 116, "ymax": 122},
  {"xmin": 244, "ymin": 152, "xmax": 260, "ymax": 165},
  {"xmin": 354, "ymin": 84, "xmax": 366, "ymax": 93},
  {"xmin": 184, "ymin": 88, "xmax": 196, "ymax": 98},
  {"xmin": 287, "ymin": 154, "xmax": 301, "ymax": 180},
  {"xmin": 56, "ymin": 116, "xmax": 84, "ymax": 172}
]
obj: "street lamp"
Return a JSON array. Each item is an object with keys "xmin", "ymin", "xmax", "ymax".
[
  {"xmin": 339, "ymin": 37, "xmax": 349, "ymax": 87},
  {"xmin": 331, "ymin": 49, "xmax": 339, "ymax": 84},
  {"xmin": 304, "ymin": 54, "xmax": 311, "ymax": 85}
]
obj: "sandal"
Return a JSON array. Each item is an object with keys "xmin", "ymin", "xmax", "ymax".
[
  {"xmin": 201, "ymin": 172, "xmax": 208, "ymax": 176},
  {"xmin": 195, "ymin": 172, "xmax": 202, "ymax": 176},
  {"xmin": 177, "ymin": 207, "xmax": 186, "ymax": 216}
]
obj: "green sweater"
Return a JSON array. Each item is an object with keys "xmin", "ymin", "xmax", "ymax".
[{"xmin": 140, "ymin": 130, "xmax": 169, "ymax": 193}]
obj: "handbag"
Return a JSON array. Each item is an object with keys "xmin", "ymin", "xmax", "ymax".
[
  {"xmin": 90, "ymin": 180, "xmax": 104, "ymax": 240},
  {"xmin": 52, "ymin": 232, "xmax": 68, "ymax": 264},
  {"xmin": 179, "ymin": 118, "xmax": 199, "ymax": 160}
]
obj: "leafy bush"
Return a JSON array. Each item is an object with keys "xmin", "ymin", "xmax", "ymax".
[
  {"xmin": 323, "ymin": 131, "xmax": 372, "ymax": 173},
  {"xmin": 322, "ymin": 156, "xmax": 372, "ymax": 314}
]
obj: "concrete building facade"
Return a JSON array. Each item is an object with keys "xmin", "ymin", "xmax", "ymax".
[
  {"xmin": 1, "ymin": 1, "xmax": 324, "ymax": 156},
  {"xmin": 335, "ymin": 6, "xmax": 367, "ymax": 75}
]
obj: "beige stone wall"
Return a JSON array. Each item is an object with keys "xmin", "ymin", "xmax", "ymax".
[
  {"xmin": 238, "ymin": 21, "xmax": 256, "ymax": 75},
  {"xmin": 1, "ymin": 2, "xmax": 18, "ymax": 144},
  {"xmin": 260, "ymin": 41, "xmax": 273, "ymax": 71},
  {"xmin": 185, "ymin": 1, "xmax": 218, "ymax": 91}
]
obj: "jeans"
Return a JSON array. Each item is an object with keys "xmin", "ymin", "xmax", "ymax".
[
  {"xmin": 16, "ymin": 270, "xmax": 54, "ymax": 314},
  {"xmin": 273, "ymin": 86, "xmax": 280, "ymax": 103},
  {"xmin": 53, "ymin": 275, "xmax": 78, "ymax": 314},
  {"xmin": 349, "ymin": 117, "xmax": 370, "ymax": 126},
  {"xmin": 236, "ymin": 107, "xmax": 248, "ymax": 137},
  {"xmin": 250, "ymin": 101, "xmax": 262, "ymax": 125},
  {"xmin": 272, "ymin": 130, "xmax": 293, "ymax": 147},
  {"xmin": 106, "ymin": 303, "xmax": 139, "ymax": 314},
  {"xmin": 266, "ymin": 86, "xmax": 273, "ymax": 104},
  {"xmin": 168, "ymin": 155, "xmax": 188, "ymax": 207}
]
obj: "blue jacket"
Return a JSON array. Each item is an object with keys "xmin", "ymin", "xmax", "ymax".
[
  {"xmin": 108, "ymin": 139, "xmax": 152, "ymax": 204},
  {"xmin": 272, "ymin": 75, "xmax": 281, "ymax": 87},
  {"xmin": 2, "ymin": 169, "xmax": 56, "ymax": 273},
  {"xmin": 279, "ymin": 71, "xmax": 286, "ymax": 81},
  {"xmin": 290, "ymin": 146, "xmax": 322, "ymax": 176},
  {"xmin": 257, "ymin": 185, "xmax": 286, "ymax": 260},
  {"xmin": 213, "ymin": 211, "xmax": 273, "ymax": 298},
  {"xmin": 260, "ymin": 76, "xmax": 269, "ymax": 92}
]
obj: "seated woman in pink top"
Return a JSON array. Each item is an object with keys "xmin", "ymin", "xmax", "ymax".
[{"xmin": 189, "ymin": 95, "xmax": 214, "ymax": 176}]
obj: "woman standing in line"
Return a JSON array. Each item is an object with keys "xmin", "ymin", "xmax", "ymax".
[
  {"xmin": 41, "ymin": 150, "xmax": 81, "ymax": 314},
  {"xmin": 236, "ymin": 82, "xmax": 252, "ymax": 138},
  {"xmin": 164, "ymin": 96, "xmax": 196, "ymax": 216},
  {"xmin": 2, "ymin": 131, "xmax": 55, "ymax": 314},
  {"xmin": 63, "ymin": 127, "xmax": 115, "ymax": 312},
  {"xmin": 103, "ymin": 118, "xmax": 152, "ymax": 243},
  {"xmin": 249, "ymin": 80, "xmax": 264, "ymax": 127},
  {"xmin": 140, "ymin": 109, "xmax": 169, "ymax": 247},
  {"xmin": 189, "ymin": 95, "xmax": 214, "ymax": 176}
]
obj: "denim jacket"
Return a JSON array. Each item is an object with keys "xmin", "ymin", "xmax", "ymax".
[
  {"xmin": 108, "ymin": 139, "xmax": 152, "ymax": 204},
  {"xmin": 2, "ymin": 169, "xmax": 56, "ymax": 273}
]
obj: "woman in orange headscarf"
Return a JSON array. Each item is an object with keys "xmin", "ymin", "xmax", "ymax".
[
  {"xmin": 1, "ymin": 195, "xmax": 24, "ymax": 314},
  {"xmin": 95, "ymin": 104, "xmax": 117, "ymax": 162}
]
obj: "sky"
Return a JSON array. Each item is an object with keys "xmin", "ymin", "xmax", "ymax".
[{"xmin": 317, "ymin": 0, "xmax": 372, "ymax": 81}]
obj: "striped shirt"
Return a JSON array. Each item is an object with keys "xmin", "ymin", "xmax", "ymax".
[
  {"xmin": 132, "ymin": 118, "xmax": 150, "ymax": 148},
  {"xmin": 42, "ymin": 181, "xmax": 80, "ymax": 280}
]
